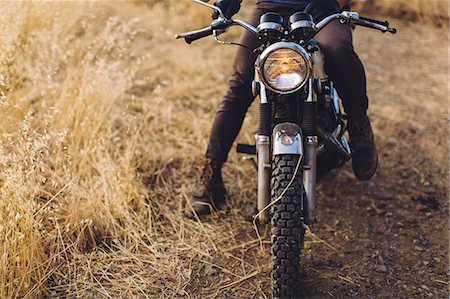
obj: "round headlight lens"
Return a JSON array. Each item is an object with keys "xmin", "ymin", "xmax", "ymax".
[{"xmin": 262, "ymin": 48, "xmax": 308, "ymax": 92}]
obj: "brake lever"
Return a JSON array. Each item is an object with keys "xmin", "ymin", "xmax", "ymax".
[
  {"xmin": 339, "ymin": 12, "xmax": 397, "ymax": 34},
  {"xmin": 175, "ymin": 18, "xmax": 229, "ymax": 40},
  {"xmin": 359, "ymin": 16, "xmax": 397, "ymax": 34}
]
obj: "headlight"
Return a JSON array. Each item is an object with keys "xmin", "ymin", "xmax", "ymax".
[{"xmin": 259, "ymin": 42, "xmax": 310, "ymax": 93}]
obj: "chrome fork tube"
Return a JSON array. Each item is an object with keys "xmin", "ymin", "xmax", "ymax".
[
  {"xmin": 257, "ymin": 135, "xmax": 271, "ymax": 224},
  {"xmin": 303, "ymin": 136, "xmax": 318, "ymax": 224},
  {"xmin": 255, "ymin": 81, "xmax": 272, "ymax": 224},
  {"xmin": 302, "ymin": 76, "xmax": 318, "ymax": 224}
]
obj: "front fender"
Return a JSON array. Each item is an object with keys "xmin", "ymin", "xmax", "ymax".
[{"xmin": 272, "ymin": 123, "xmax": 303, "ymax": 156}]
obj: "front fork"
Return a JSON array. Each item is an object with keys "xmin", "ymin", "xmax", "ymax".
[
  {"xmin": 256, "ymin": 83, "xmax": 272, "ymax": 224},
  {"xmin": 257, "ymin": 134, "xmax": 271, "ymax": 224},
  {"xmin": 302, "ymin": 78, "xmax": 319, "ymax": 224},
  {"xmin": 257, "ymin": 131, "xmax": 318, "ymax": 225},
  {"xmin": 255, "ymin": 80, "xmax": 318, "ymax": 225},
  {"xmin": 303, "ymin": 136, "xmax": 318, "ymax": 224}
]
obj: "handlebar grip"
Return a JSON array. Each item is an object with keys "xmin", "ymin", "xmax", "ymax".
[
  {"xmin": 183, "ymin": 26, "xmax": 214, "ymax": 44},
  {"xmin": 387, "ymin": 27, "xmax": 397, "ymax": 34},
  {"xmin": 355, "ymin": 16, "xmax": 397, "ymax": 34},
  {"xmin": 359, "ymin": 16, "xmax": 389, "ymax": 27}
]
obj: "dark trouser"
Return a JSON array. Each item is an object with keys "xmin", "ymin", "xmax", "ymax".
[{"xmin": 206, "ymin": 3, "xmax": 369, "ymax": 162}]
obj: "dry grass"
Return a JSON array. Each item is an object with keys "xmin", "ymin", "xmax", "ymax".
[
  {"xmin": 0, "ymin": 0, "xmax": 447, "ymax": 298},
  {"xmin": 0, "ymin": 1, "xmax": 269, "ymax": 297},
  {"xmin": 357, "ymin": 0, "xmax": 450, "ymax": 25}
]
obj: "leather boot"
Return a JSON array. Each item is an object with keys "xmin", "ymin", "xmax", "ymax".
[
  {"xmin": 184, "ymin": 159, "xmax": 226, "ymax": 218},
  {"xmin": 347, "ymin": 115, "xmax": 378, "ymax": 181}
]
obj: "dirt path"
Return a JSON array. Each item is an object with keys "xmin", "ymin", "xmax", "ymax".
[
  {"xmin": 173, "ymin": 14, "xmax": 449, "ymax": 299},
  {"xmin": 297, "ymin": 16, "xmax": 450, "ymax": 298},
  {"xmin": 130, "ymin": 4, "xmax": 449, "ymax": 297}
]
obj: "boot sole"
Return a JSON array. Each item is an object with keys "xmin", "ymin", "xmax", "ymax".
[{"xmin": 354, "ymin": 155, "xmax": 378, "ymax": 181}]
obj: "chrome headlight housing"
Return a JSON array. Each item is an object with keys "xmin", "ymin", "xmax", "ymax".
[{"xmin": 258, "ymin": 42, "xmax": 311, "ymax": 94}]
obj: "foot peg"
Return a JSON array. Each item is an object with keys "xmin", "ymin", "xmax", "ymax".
[
  {"xmin": 317, "ymin": 128, "xmax": 351, "ymax": 161},
  {"xmin": 236, "ymin": 143, "xmax": 256, "ymax": 155}
]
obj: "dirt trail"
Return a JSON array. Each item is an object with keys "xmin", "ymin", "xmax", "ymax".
[
  {"xmin": 167, "ymin": 12, "xmax": 450, "ymax": 299},
  {"xmin": 57, "ymin": 5, "xmax": 449, "ymax": 297},
  {"xmin": 286, "ymin": 16, "xmax": 450, "ymax": 298},
  {"xmin": 127, "ymin": 2, "xmax": 449, "ymax": 296}
]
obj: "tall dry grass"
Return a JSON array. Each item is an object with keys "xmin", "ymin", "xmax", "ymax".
[
  {"xmin": 358, "ymin": 0, "xmax": 449, "ymax": 25},
  {"xmin": 1, "ymin": 2, "xmax": 141, "ymax": 297},
  {"xmin": 0, "ymin": 1, "xmax": 271, "ymax": 297},
  {"xmin": 1, "ymin": 1, "xmax": 208, "ymax": 297}
]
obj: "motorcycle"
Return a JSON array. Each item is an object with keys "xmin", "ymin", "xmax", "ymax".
[{"xmin": 176, "ymin": 1, "xmax": 396, "ymax": 297}]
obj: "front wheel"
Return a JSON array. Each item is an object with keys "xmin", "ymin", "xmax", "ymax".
[{"xmin": 271, "ymin": 155, "xmax": 305, "ymax": 299}]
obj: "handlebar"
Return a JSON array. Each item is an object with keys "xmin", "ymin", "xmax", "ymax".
[
  {"xmin": 175, "ymin": 18, "xmax": 256, "ymax": 44},
  {"xmin": 175, "ymin": 11, "xmax": 396, "ymax": 44},
  {"xmin": 358, "ymin": 16, "xmax": 397, "ymax": 33},
  {"xmin": 315, "ymin": 12, "xmax": 397, "ymax": 34},
  {"xmin": 176, "ymin": 25, "xmax": 214, "ymax": 44}
]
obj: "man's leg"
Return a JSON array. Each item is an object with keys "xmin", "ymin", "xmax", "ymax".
[
  {"xmin": 185, "ymin": 7, "xmax": 263, "ymax": 218},
  {"xmin": 205, "ymin": 26, "xmax": 259, "ymax": 162},
  {"xmin": 314, "ymin": 20, "xmax": 368, "ymax": 117},
  {"xmin": 314, "ymin": 21, "xmax": 378, "ymax": 180},
  {"xmin": 206, "ymin": 2, "xmax": 306, "ymax": 162}
]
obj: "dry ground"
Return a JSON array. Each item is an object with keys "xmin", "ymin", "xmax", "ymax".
[{"xmin": 0, "ymin": 1, "xmax": 448, "ymax": 298}]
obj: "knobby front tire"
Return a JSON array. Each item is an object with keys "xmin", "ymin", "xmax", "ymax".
[{"xmin": 271, "ymin": 155, "xmax": 305, "ymax": 299}]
